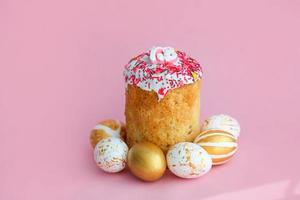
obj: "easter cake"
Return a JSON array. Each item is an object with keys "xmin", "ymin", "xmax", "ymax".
[{"xmin": 124, "ymin": 47, "xmax": 203, "ymax": 152}]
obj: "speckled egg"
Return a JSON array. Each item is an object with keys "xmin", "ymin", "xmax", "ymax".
[
  {"xmin": 90, "ymin": 119, "xmax": 126, "ymax": 148},
  {"xmin": 94, "ymin": 137, "xmax": 128, "ymax": 173},
  {"xmin": 167, "ymin": 142, "xmax": 212, "ymax": 178},
  {"xmin": 202, "ymin": 114, "xmax": 241, "ymax": 138}
]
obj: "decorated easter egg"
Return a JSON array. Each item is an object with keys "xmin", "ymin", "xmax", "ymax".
[
  {"xmin": 94, "ymin": 137, "xmax": 128, "ymax": 173},
  {"xmin": 167, "ymin": 142, "xmax": 212, "ymax": 179},
  {"xmin": 194, "ymin": 130, "xmax": 238, "ymax": 165},
  {"xmin": 202, "ymin": 114, "xmax": 241, "ymax": 138},
  {"xmin": 90, "ymin": 119, "xmax": 126, "ymax": 148},
  {"xmin": 127, "ymin": 142, "xmax": 166, "ymax": 181}
]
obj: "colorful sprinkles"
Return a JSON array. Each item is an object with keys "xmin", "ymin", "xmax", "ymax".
[{"xmin": 123, "ymin": 47, "xmax": 203, "ymax": 100}]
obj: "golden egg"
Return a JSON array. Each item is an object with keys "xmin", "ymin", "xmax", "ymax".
[
  {"xmin": 127, "ymin": 142, "xmax": 166, "ymax": 182},
  {"xmin": 90, "ymin": 119, "xmax": 126, "ymax": 148},
  {"xmin": 194, "ymin": 130, "xmax": 238, "ymax": 165}
]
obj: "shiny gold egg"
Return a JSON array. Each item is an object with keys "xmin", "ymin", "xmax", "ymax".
[
  {"xmin": 90, "ymin": 119, "xmax": 126, "ymax": 148},
  {"xmin": 127, "ymin": 142, "xmax": 166, "ymax": 182}
]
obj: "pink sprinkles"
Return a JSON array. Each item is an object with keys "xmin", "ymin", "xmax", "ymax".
[{"xmin": 124, "ymin": 49, "xmax": 203, "ymax": 101}]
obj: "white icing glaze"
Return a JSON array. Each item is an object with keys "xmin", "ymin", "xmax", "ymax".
[{"xmin": 124, "ymin": 47, "xmax": 203, "ymax": 100}]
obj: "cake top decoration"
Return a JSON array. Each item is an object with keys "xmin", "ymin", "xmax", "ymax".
[
  {"xmin": 149, "ymin": 47, "xmax": 178, "ymax": 64},
  {"xmin": 124, "ymin": 46, "xmax": 203, "ymax": 100}
]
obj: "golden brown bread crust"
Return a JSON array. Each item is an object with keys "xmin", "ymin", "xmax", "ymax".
[{"xmin": 125, "ymin": 81, "xmax": 201, "ymax": 152}]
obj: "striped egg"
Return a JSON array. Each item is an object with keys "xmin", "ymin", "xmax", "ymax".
[
  {"xmin": 90, "ymin": 119, "xmax": 126, "ymax": 148},
  {"xmin": 202, "ymin": 114, "xmax": 241, "ymax": 138},
  {"xmin": 194, "ymin": 130, "xmax": 238, "ymax": 165}
]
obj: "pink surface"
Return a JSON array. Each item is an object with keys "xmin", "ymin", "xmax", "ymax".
[{"xmin": 1, "ymin": 0, "xmax": 300, "ymax": 199}]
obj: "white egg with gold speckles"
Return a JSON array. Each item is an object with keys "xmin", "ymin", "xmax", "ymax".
[
  {"xmin": 166, "ymin": 142, "xmax": 212, "ymax": 179},
  {"xmin": 94, "ymin": 137, "xmax": 128, "ymax": 173},
  {"xmin": 202, "ymin": 114, "xmax": 241, "ymax": 138}
]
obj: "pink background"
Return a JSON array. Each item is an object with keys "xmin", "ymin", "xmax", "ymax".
[{"xmin": 1, "ymin": 0, "xmax": 300, "ymax": 199}]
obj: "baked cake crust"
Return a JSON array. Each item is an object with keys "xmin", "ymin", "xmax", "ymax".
[{"xmin": 125, "ymin": 81, "xmax": 201, "ymax": 152}]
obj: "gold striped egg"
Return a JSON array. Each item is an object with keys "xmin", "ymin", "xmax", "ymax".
[
  {"xmin": 194, "ymin": 130, "xmax": 238, "ymax": 165},
  {"xmin": 90, "ymin": 119, "xmax": 126, "ymax": 148}
]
